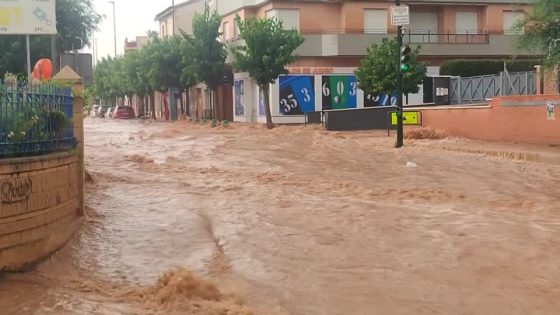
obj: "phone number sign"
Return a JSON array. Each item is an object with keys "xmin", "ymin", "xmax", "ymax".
[{"xmin": 0, "ymin": 0, "xmax": 56, "ymax": 34}]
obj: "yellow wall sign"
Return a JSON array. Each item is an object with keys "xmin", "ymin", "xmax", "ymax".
[
  {"xmin": 0, "ymin": 0, "xmax": 56, "ymax": 35},
  {"xmin": 391, "ymin": 111, "xmax": 420, "ymax": 125}
]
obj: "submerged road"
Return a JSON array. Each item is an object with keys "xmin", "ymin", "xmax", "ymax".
[{"xmin": 1, "ymin": 118, "xmax": 560, "ymax": 314}]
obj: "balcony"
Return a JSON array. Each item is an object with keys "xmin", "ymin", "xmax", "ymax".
[
  {"xmin": 225, "ymin": 29, "xmax": 525, "ymax": 59},
  {"xmin": 403, "ymin": 29, "xmax": 490, "ymax": 44}
]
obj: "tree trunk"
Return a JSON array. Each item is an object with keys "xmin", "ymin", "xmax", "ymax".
[
  {"xmin": 185, "ymin": 89, "xmax": 190, "ymax": 117},
  {"xmin": 150, "ymin": 93, "xmax": 156, "ymax": 120},
  {"xmin": 262, "ymin": 84, "xmax": 274, "ymax": 129}
]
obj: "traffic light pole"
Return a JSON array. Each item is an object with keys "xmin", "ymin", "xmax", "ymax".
[
  {"xmin": 396, "ymin": 25, "xmax": 404, "ymax": 148},
  {"xmin": 395, "ymin": 0, "xmax": 404, "ymax": 148}
]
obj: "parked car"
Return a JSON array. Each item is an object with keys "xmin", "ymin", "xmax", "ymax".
[{"xmin": 112, "ymin": 106, "xmax": 136, "ymax": 119}]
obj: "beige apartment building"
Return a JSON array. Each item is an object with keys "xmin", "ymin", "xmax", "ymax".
[
  {"xmin": 124, "ymin": 36, "xmax": 149, "ymax": 53},
  {"xmin": 154, "ymin": 0, "xmax": 233, "ymax": 121},
  {"xmin": 156, "ymin": 0, "xmax": 207, "ymax": 38},
  {"xmin": 215, "ymin": 0, "xmax": 533, "ymax": 123}
]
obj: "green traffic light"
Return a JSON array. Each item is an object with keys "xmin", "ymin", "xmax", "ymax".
[{"xmin": 400, "ymin": 63, "xmax": 410, "ymax": 72}]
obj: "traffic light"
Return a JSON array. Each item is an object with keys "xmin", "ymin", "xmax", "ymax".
[{"xmin": 400, "ymin": 46, "xmax": 411, "ymax": 73}]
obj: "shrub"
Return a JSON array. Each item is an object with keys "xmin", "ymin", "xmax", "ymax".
[{"xmin": 440, "ymin": 59, "xmax": 541, "ymax": 77}]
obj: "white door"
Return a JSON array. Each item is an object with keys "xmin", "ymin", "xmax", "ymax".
[{"xmin": 409, "ymin": 12, "xmax": 438, "ymax": 43}]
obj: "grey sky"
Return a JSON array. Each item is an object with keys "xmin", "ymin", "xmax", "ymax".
[{"xmin": 92, "ymin": 0, "xmax": 172, "ymax": 59}]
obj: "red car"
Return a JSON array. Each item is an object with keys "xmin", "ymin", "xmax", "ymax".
[{"xmin": 112, "ymin": 106, "xmax": 136, "ymax": 119}]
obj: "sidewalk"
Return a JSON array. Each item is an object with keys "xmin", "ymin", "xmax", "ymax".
[{"xmin": 413, "ymin": 138, "xmax": 560, "ymax": 165}]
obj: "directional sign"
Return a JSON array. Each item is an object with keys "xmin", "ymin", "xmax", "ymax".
[
  {"xmin": 391, "ymin": 5, "xmax": 410, "ymax": 26},
  {"xmin": 0, "ymin": 0, "xmax": 57, "ymax": 34},
  {"xmin": 391, "ymin": 111, "xmax": 420, "ymax": 126}
]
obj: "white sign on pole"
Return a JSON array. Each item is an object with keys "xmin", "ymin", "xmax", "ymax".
[
  {"xmin": 391, "ymin": 5, "xmax": 410, "ymax": 26},
  {"xmin": 0, "ymin": 0, "xmax": 57, "ymax": 35}
]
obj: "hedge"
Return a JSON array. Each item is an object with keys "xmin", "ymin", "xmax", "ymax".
[{"xmin": 439, "ymin": 59, "xmax": 541, "ymax": 77}]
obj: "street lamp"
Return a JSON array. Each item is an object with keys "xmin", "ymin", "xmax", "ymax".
[
  {"xmin": 109, "ymin": 1, "xmax": 117, "ymax": 57},
  {"xmin": 172, "ymin": 0, "xmax": 176, "ymax": 36}
]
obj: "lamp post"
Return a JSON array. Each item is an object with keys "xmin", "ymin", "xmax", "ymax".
[
  {"xmin": 109, "ymin": 1, "xmax": 117, "ymax": 57},
  {"xmin": 172, "ymin": 0, "xmax": 176, "ymax": 36}
]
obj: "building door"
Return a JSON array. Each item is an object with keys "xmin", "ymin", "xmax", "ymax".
[{"xmin": 409, "ymin": 12, "xmax": 438, "ymax": 43}]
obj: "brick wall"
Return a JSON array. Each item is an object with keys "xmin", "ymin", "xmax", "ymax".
[
  {"xmin": 415, "ymin": 95, "xmax": 560, "ymax": 144},
  {"xmin": 0, "ymin": 153, "xmax": 83, "ymax": 271}
]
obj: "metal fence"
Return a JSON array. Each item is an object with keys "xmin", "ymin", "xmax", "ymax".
[
  {"xmin": 0, "ymin": 83, "xmax": 75, "ymax": 157},
  {"xmin": 404, "ymin": 29, "xmax": 490, "ymax": 44},
  {"xmin": 450, "ymin": 71, "xmax": 536, "ymax": 104}
]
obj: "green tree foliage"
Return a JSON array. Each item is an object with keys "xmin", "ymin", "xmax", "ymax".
[
  {"xmin": 188, "ymin": 7, "xmax": 226, "ymax": 118},
  {"xmin": 355, "ymin": 38, "xmax": 426, "ymax": 97},
  {"xmin": 516, "ymin": 0, "xmax": 560, "ymax": 68},
  {"xmin": 231, "ymin": 17, "xmax": 304, "ymax": 129},
  {"xmin": 55, "ymin": 0, "xmax": 103, "ymax": 51},
  {"xmin": 91, "ymin": 34, "xmax": 196, "ymax": 119},
  {"xmin": 144, "ymin": 36, "xmax": 185, "ymax": 92},
  {"xmin": 0, "ymin": 0, "xmax": 102, "ymax": 78}
]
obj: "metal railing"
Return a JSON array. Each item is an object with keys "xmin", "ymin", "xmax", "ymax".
[
  {"xmin": 292, "ymin": 28, "xmax": 491, "ymax": 44},
  {"xmin": 0, "ymin": 83, "xmax": 75, "ymax": 158},
  {"xmin": 403, "ymin": 29, "xmax": 490, "ymax": 44},
  {"xmin": 450, "ymin": 71, "xmax": 537, "ymax": 104}
]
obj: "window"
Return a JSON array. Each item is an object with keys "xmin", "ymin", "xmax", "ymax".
[
  {"xmin": 265, "ymin": 9, "xmax": 299, "ymax": 30},
  {"xmin": 503, "ymin": 11, "xmax": 524, "ymax": 35},
  {"xmin": 455, "ymin": 12, "xmax": 478, "ymax": 34},
  {"xmin": 363, "ymin": 9, "xmax": 387, "ymax": 34},
  {"xmin": 234, "ymin": 21, "xmax": 240, "ymax": 39},
  {"xmin": 161, "ymin": 24, "xmax": 166, "ymax": 37},
  {"xmin": 409, "ymin": 12, "xmax": 438, "ymax": 43},
  {"xmin": 223, "ymin": 21, "xmax": 230, "ymax": 41}
]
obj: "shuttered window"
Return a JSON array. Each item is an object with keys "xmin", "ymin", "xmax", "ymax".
[
  {"xmin": 455, "ymin": 12, "xmax": 477, "ymax": 34},
  {"xmin": 265, "ymin": 9, "xmax": 299, "ymax": 30},
  {"xmin": 503, "ymin": 11, "xmax": 524, "ymax": 35},
  {"xmin": 363, "ymin": 9, "xmax": 387, "ymax": 34}
]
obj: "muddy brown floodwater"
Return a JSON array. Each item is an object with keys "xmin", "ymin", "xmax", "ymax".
[{"xmin": 1, "ymin": 118, "xmax": 560, "ymax": 314}]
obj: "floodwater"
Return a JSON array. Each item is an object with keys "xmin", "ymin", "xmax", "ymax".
[{"xmin": 1, "ymin": 118, "xmax": 560, "ymax": 314}]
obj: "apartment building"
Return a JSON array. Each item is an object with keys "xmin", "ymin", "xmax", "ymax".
[
  {"xmin": 124, "ymin": 36, "xmax": 149, "ymax": 53},
  {"xmin": 154, "ymin": 0, "xmax": 233, "ymax": 121},
  {"xmin": 155, "ymin": 0, "xmax": 207, "ymax": 37},
  {"xmin": 217, "ymin": 0, "xmax": 533, "ymax": 123}
]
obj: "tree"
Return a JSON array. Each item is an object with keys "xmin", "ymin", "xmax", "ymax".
[
  {"xmin": 0, "ymin": 0, "xmax": 102, "ymax": 78},
  {"xmin": 55, "ymin": 0, "xmax": 102, "ymax": 51},
  {"xmin": 143, "ymin": 36, "xmax": 184, "ymax": 93},
  {"xmin": 355, "ymin": 38, "xmax": 427, "ymax": 100},
  {"xmin": 188, "ymin": 7, "xmax": 226, "ymax": 119},
  {"xmin": 516, "ymin": 0, "xmax": 560, "ymax": 68},
  {"xmin": 231, "ymin": 17, "xmax": 304, "ymax": 129}
]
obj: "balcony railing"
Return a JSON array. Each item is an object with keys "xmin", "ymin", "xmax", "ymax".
[
  {"xmin": 273, "ymin": 28, "xmax": 491, "ymax": 45},
  {"xmin": 403, "ymin": 29, "xmax": 490, "ymax": 44}
]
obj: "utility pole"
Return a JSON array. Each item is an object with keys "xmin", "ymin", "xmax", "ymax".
[
  {"xmin": 395, "ymin": 0, "xmax": 404, "ymax": 148},
  {"xmin": 109, "ymin": 1, "xmax": 117, "ymax": 57},
  {"xmin": 172, "ymin": 0, "xmax": 176, "ymax": 36}
]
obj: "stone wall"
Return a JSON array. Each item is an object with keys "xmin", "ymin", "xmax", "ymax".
[{"xmin": 0, "ymin": 153, "xmax": 83, "ymax": 271}]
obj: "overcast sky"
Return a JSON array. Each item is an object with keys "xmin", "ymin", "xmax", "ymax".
[{"xmin": 90, "ymin": 0, "xmax": 172, "ymax": 60}]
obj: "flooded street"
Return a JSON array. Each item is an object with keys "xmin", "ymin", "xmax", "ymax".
[{"xmin": 1, "ymin": 118, "xmax": 560, "ymax": 314}]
